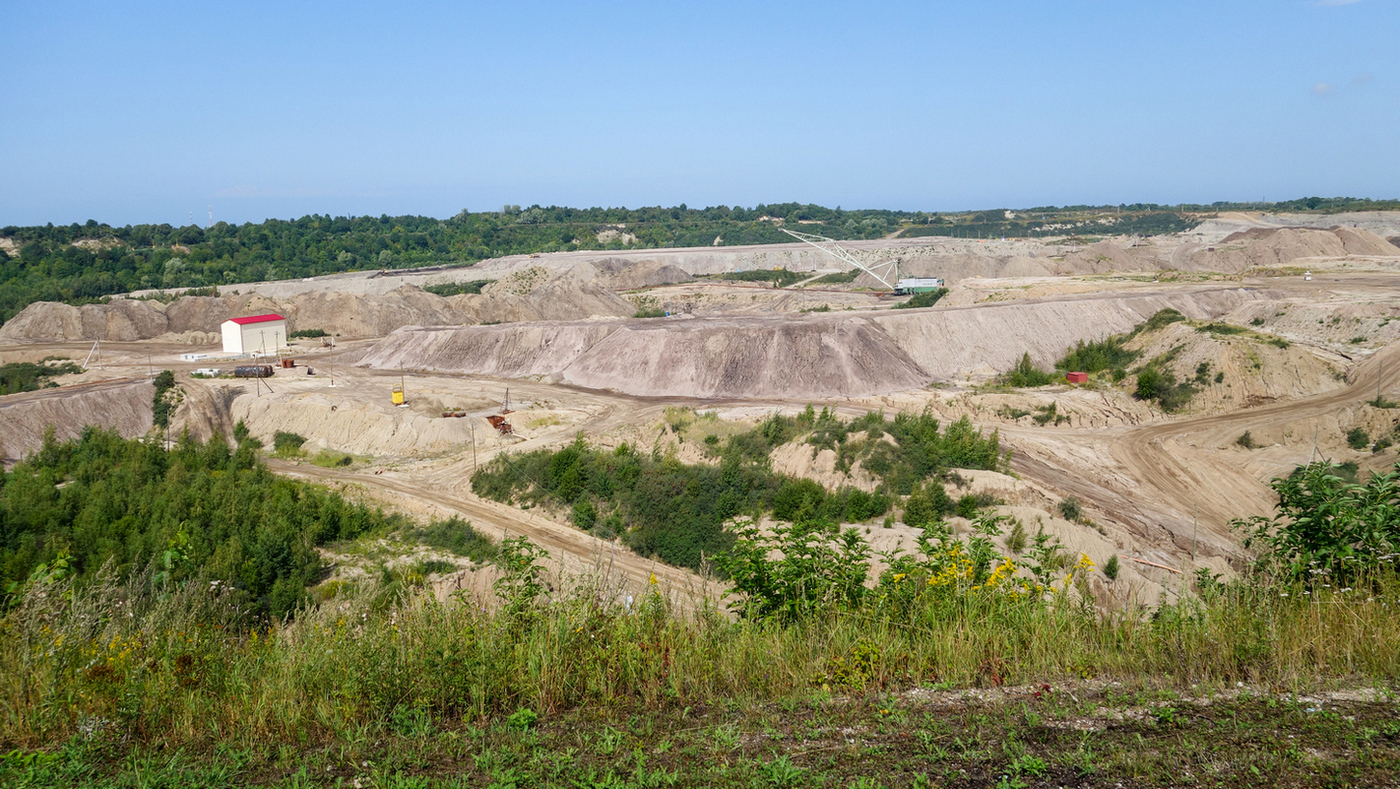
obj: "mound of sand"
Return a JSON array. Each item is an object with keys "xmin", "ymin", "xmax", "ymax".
[
  {"xmin": 354, "ymin": 288, "xmax": 1261, "ymax": 398},
  {"xmin": 1, "ymin": 270, "xmax": 637, "ymax": 344},
  {"xmin": 1196, "ymin": 227, "xmax": 1398, "ymax": 273},
  {"xmin": 561, "ymin": 316, "xmax": 930, "ymax": 398},
  {"xmin": 1332, "ymin": 226, "xmax": 1400, "ymax": 256}
]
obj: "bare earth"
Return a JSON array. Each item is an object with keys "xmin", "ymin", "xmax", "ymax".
[{"xmin": 3, "ymin": 213, "xmax": 1398, "ymax": 607}]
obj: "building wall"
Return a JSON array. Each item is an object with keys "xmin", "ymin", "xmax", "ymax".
[
  {"xmin": 221, "ymin": 320, "xmax": 286, "ymax": 355},
  {"xmin": 221, "ymin": 322, "xmax": 244, "ymax": 354},
  {"xmin": 240, "ymin": 322, "xmax": 286, "ymax": 355}
]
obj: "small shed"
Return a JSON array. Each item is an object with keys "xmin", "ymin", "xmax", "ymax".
[
  {"xmin": 1066, "ymin": 371, "xmax": 1089, "ymax": 384},
  {"xmin": 221, "ymin": 314, "xmax": 288, "ymax": 355}
]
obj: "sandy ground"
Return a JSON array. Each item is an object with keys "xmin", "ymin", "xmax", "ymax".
[{"xmin": 3, "ymin": 216, "xmax": 1399, "ymax": 608}]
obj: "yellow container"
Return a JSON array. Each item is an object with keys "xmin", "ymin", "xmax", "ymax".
[{"xmin": 391, "ymin": 386, "xmax": 404, "ymax": 405}]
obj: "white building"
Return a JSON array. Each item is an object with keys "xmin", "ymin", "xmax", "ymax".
[{"xmin": 220, "ymin": 314, "xmax": 288, "ymax": 355}]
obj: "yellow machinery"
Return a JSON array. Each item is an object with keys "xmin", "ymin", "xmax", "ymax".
[{"xmin": 392, "ymin": 384, "xmax": 405, "ymax": 405}]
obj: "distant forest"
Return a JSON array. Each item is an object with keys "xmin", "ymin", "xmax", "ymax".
[{"xmin": 1, "ymin": 197, "xmax": 1394, "ymax": 325}]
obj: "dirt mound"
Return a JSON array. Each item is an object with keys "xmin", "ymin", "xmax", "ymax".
[
  {"xmin": 356, "ymin": 287, "xmax": 1262, "ymax": 398},
  {"xmin": 1192, "ymin": 228, "xmax": 1347, "ymax": 272},
  {"xmin": 1332, "ymin": 226, "xmax": 1400, "ymax": 256},
  {"xmin": 875, "ymin": 288, "xmax": 1261, "ymax": 380},
  {"xmin": 356, "ymin": 322, "xmax": 621, "ymax": 379},
  {"xmin": 1059, "ymin": 241, "xmax": 1151, "ymax": 274},
  {"xmin": 562, "ymin": 316, "xmax": 930, "ymax": 398},
  {"xmin": 2, "ymin": 274, "xmax": 636, "ymax": 344},
  {"xmin": 587, "ymin": 258, "xmax": 693, "ymax": 290},
  {"xmin": 0, "ymin": 379, "xmax": 154, "ymax": 464}
]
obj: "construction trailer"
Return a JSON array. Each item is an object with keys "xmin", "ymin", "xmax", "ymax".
[{"xmin": 220, "ymin": 314, "xmax": 288, "ymax": 355}]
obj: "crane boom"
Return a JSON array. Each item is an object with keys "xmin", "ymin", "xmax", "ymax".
[{"xmin": 779, "ymin": 228, "xmax": 900, "ymax": 290}]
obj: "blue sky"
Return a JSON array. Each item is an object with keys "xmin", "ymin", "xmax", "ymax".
[{"xmin": 2, "ymin": 0, "xmax": 1396, "ymax": 226}]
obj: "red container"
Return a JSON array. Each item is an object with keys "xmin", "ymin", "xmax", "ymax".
[{"xmin": 1066, "ymin": 371, "xmax": 1088, "ymax": 384}]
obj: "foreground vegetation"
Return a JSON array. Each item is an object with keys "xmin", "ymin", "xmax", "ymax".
[
  {"xmin": 1, "ymin": 468, "xmax": 1397, "ymax": 785},
  {"xmin": 2, "ymin": 420, "xmax": 1398, "ymax": 785}
]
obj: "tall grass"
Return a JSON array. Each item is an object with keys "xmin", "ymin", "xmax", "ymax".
[{"xmin": 3, "ymin": 561, "xmax": 1397, "ymax": 751}]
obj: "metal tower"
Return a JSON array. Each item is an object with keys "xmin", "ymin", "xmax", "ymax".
[{"xmin": 779, "ymin": 228, "xmax": 900, "ymax": 290}]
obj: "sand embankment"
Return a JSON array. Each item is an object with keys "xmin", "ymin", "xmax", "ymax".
[
  {"xmin": 0, "ymin": 379, "xmax": 154, "ymax": 465},
  {"xmin": 355, "ymin": 287, "xmax": 1263, "ymax": 398}
]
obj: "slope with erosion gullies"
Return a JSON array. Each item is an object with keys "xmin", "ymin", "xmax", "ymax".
[
  {"xmin": 353, "ymin": 322, "xmax": 621, "ymax": 380},
  {"xmin": 874, "ymin": 287, "xmax": 1267, "ymax": 381},
  {"xmin": 0, "ymin": 379, "xmax": 154, "ymax": 465},
  {"xmin": 562, "ymin": 316, "xmax": 930, "ymax": 399},
  {"xmin": 356, "ymin": 288, "xmax": 1266, "ymax": 398}
]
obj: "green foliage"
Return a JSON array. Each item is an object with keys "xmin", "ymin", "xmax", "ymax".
[
  {"xmin": 1103, "ymin": 554, "xmax": 1120, "ymax": 581},
  {"xmin": 1057, "ymin": 337, "xmax": 1140, "ymax": 374},
  {"xmin": 0, "ymin": 429, "xmax": 409, "ymax": 618},
  {"xmin": 152, "ymin": 370, "xmax": 177, "ymax": 428},
  {"xmin": 1368, "ymin": 397, "xmax": 1400, "ymax": 409},
  {"xmin": 1058, "ymin": 497, "xmax": 1083, "ymax": 522},
  {"xmin": 713, "ymin": 517, "xmax": 871, "ymax": 620},
  {"xmin": 1346, "ymin": 428, "xmax": 1371, "ymax": 451},
  {"xmin": 633, "ymin": 307, "xmax": 667, "ymax": 318},
  {"xmin": 422, "ymin": 280, "xmax": 489, "ymax": 297},
  {"xmin": 495, "ymin": 536, "xmax": 550, "ymax": 618},
  {"xmin": 712, "ymin": 268, "xmax": 806, "ymax": 287},
  {"xmin": 287, "ymin": 328, "xmax": 327, "ymax": 338},
  {"xmin": 272, "ymin": 431, "xmax": 307, "ymax": 456},
  {"xmin": 0, "ymin": 360, "xmax": 84, "ymax": 396},
  {"xmin": 1234, "ymin": 461, "xmax": 1400, "ymax": 582},
  {"xmin": 1134, "ymin": 366, "xmax": 1196, "ymax": 412},
  {"xmin": 471, "ymin": 409, "xmax": 1002, "ymax": 572},
  {"xmin": 810, "ymin": 270, "xmax": 860, "ymax": 284},
  {"xmin": 893, "ymin": 287, "xmax": 949, "ymax": 309},
  {"xmin": 410, "ymin": 517, "xmax": 497, "ymax": 563},
  {"xmin": 1196, "ymin": 322, "xmax": 1247, "ymax": 336},
  {"xmin": 1236, "ymin": 431, "xmax": 1258, "ymax": 449},
  {"xmin": 901, "ymin": 481, "xmax": 953, "ymax": 528},
  {"xmin": 999, "ymin": 353, "xmax": 1057, "ymax": 388}
]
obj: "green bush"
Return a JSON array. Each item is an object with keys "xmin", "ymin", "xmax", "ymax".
[
  {"xmin": 411, "ymin": 517, "xmax": 497, "ymax": 563},
  {"xmin": 1103, "ymin": 554, "xmax": 1120, "ymax": 580},
  {"xmin": 152, "ymin": 370, "xmax": 177, "ymax": 428},
  {"xmin": 1346, "ymin": 428, "xmax": 1371, "ymax": 450},
  {"xmin": 893, "ymin": 288, "xmax": 949, "ymax": 309},
  {"xmin": 1058, "ymin": 496, "xmax": 1083, "ymax": 522},
  {"xmin": 999, "ymin": 353, "xmax": 1057, "ymax": 387},
  {"xmin": 1234, "ymin": 460, "xmax": 1400, "ymax": 581},
  {"xmin": 272, "ymin": 431, "xmax": 307, "ymax": 456},
  {"xmin": 423, "ymin": 280, "xmax": 490, "ymax": 297}
]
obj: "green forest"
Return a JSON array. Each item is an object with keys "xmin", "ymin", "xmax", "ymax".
[
  {"xmin": 3, "ymin": 196, "xmax": 1390, "ymax": 326},
  {"xmin": 0, "ymin": 428, "xmax": 418, "ymax": 619}
]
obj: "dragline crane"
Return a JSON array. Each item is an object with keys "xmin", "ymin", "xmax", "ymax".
[{"xmin": 778, "ymin": 228, "xmax": 942, "ymax": 293}]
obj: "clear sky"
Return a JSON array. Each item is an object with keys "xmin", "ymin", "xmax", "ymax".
[{"xmin": 2, "ymin": 0, "xmax": 1396, "ymax": 227}]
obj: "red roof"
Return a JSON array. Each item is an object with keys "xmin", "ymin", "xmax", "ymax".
[{"xmin": 228, "ymin": 314, "xmax": 286, "ymax": 325}]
